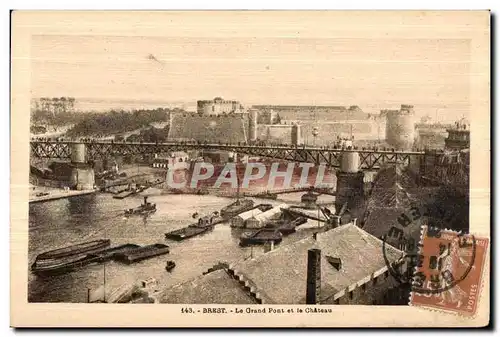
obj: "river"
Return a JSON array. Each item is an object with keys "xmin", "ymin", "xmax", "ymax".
[{"xmin": 28, "ymin": 191, "xmax": 335, "ymax": 303}]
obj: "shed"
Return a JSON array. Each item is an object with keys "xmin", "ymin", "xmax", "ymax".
[
  {"xmin": 245, "ymin": 204, "xmax": 288, "ymax": 229},
  {"xmin": 231, "ymin": 208, "xmax": 263, "ymax": 228}
]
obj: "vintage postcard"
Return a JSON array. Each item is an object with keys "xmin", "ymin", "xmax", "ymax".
[{"xmin": 11, "ymin": 10, "xmax": 490, "ymax": 327}]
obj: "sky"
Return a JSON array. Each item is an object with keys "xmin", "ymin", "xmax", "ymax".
[{"xmin": 26, "ymin": 12, "xmax": 475, "ymax": 121}]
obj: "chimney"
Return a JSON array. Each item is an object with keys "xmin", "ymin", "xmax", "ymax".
[{"xmin": 306, "ymin": 248, "xmax": 321, "ymax": 304}]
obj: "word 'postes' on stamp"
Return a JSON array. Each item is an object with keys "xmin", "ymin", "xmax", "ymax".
[{"xmin": 410, "ymin": 226, "xmax": 489, "ymax": 316}]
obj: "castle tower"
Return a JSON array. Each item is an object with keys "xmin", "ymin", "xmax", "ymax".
[
  {"xmin": 445, "ymin": 119, "xmax": 470, "ymax": 150},
  {"xmin": 335, "ymin": 152, "xmax": 364, "ymax": 214},
  {"xmin": 291, "ymin": 123, "xmax": 302, "ymax": 145},
  {"xmin": 385, "ymin": 104, "xmax": 416, "ymax": 150}
]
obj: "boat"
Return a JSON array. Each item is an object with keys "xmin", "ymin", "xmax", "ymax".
[
  {"xmin": 265, "ymin": 216, "xmax": 307, "ymax": 235},
  {"xmin": 195, "ymin": 189, "xmax": 209, "ymax": 195},
  {"xmin": 220, "ymin": 199, "xmax": 254, "ymax": 219},
  {"xmin": 34, "ymin": 239, "xmax": 111, "ymax": 261},
  {"xmin": 31, "ymin": 254, "xmax": 101, "ymax": 275},
  {"xmin": 165, "ymin": 261, "xmax": 176, "ymax": 271},
  {"xmin": 258, "ymin": 191, "xmax": 278, "ymax": 200},
  {"xmin": 88, "ymin": 244, "xmax": 141, "ymax": 262},
  {"xmin": 188, "ymin": 215, "xmax": 225, "ymax": 229},
  {"xmin": 124, "ymin": 196, "xmax": 157, "ymax": 216},
  {"xmin": 239, "ymin": 228, "xmax": 283, "ymax": 246},
  {"xmin": 114, "ymin": 244, "xmax": 170, "ymax": 264},
  {"xmin": 31, "ymin": 240, "xmax": 122, "ymax": 275},
  {"xmin": 220, "ymin": 173, "xmax": 255, "ymax": 218},
  {"xmin": 165, "ymin": 226, "xmax": 213, "ymax": 241}
]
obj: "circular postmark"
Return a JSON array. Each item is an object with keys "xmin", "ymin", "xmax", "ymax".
[{"xmin": 381, "ymin": 204, "xmax": 476, "ymax": 295}]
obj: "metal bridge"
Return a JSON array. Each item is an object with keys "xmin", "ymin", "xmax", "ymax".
[
  {"xmin": 247, "ymin": 187, "xmax": 336, "ymax": 198},
  {"xmin": 30, "ymin": 140, "xmax": 426, "ymax": 170}
]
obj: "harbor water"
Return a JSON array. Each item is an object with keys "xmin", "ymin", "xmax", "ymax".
[{"xmin": 28, "ymin": 191, "xmax": 335, "ymax": 303}]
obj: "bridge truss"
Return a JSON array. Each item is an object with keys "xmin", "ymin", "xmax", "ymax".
[{"xmin": 30, "ymin": 141, "xmax": 425, "ymax": 170}]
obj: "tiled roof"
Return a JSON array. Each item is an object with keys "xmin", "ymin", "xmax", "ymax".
[
  {"xmin": 158, "ymin": 224, "xmax": 402, "ymax": 305},
  {"xmin": 229, "ymin": 223, "xmax": 402, "ymax": 304},
  {"xmin": 159, "ymin": 269, "xmax": 258, "ymax": 304}
]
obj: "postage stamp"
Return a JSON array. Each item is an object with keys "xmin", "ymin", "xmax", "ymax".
[{"xmin": 409, "ymin": 226, "xmax": 489, "ymax": 316}]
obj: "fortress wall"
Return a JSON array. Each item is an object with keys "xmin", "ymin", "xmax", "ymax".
[
  {"xmin": 169, "ymin": 113, "xmax": 249, "ymax": 143},
  {"xmin": 256, "ymin": 120, "xmax": 384, "ymax": 145},
  {"xmin": 299, "ymin": 121, "xmax": 383, "ymax": 145},
  {"xmin": 256, "ymin": 125, "xmax": 294, "ymax": 144},
  {"xmin": 252, "ymin": 105, "xmax": 368, "ymax": 122}
]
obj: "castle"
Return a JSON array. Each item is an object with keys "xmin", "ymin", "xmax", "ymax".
[{"xmin": 169, "ymin": 98, "xmax": 425, "ymax": 150}]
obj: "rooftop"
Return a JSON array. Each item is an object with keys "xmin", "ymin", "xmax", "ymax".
[
  {"xmin": 160, "ymin": 269, "xmax": 258, "ymax": 304},
  {"xmin": 158, "ymin": 223, "xmax": 402, "ymax": 304},
  {"xmin": 230, "ymin": 223, "xmax": 402, "ymax": 304}
]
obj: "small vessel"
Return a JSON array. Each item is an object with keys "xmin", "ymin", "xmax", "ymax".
[
  {"xmin": 195, "ymin": 189, "xmax": 209, "ymax": 195},
  {"xmin": 165, "ymin": 261, "xmax": 176, "ymax": 271},
  {"xmin": 220, "ymin": 199, "xmax": 254, "ymax": 219},
  {"xmin": 220, "ymin": 174, "xmax": 255, "ymax": 218},
  {"xmin": 258, "ymin": 191, "xmax": 278, "ymax": 200},
  {"xmin": 124, "ymin": 196, "xmax": 157, "ymax": 216},
  {"xmin": 189, "ymin": 214, "xmax": 225, "ymax": 229}
]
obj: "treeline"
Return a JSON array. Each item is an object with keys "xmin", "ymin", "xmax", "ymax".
[
  {"xmin": 125, "ymin": 126, "xmax": 170, "ymax": 143},
  {"xmin": 66, "ymin": 108, "xmax": 179, "ymax": 137},
  {"xmin": 31, "ymin": 97, "xmax": 80, "ymax": 126}
]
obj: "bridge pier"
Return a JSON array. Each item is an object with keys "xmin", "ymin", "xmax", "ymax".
[
  {"xmin": 335, "ymin": 152, "xmax": 364, "ymax": 214},
  {"xmin": 69, "ymin": 143, "xmax": 95, "ymax": 190}
]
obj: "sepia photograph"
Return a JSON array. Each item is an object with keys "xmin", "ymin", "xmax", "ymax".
[{"xmin": 11, "ymin": 10, "xmax": 490, "ymax": 327}]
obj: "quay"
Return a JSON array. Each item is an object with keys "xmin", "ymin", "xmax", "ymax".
[{"xmin": 29, "ymin": 186, "xmax": 97, "ymax": 204}]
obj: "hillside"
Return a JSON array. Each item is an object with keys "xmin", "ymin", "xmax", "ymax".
[
  {"xmin": 65, "ymin": 108, "xmax": 176, "ymax": 137},
  {"xmin": 360, "ymin": 164, "xmax": 469, "ymax": 246}
]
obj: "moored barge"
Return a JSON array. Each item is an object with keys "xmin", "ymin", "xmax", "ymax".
[
  {"xmin": 220, "ymin": 198, "xmax": 254, "ymax": 219},
  {"xmin": 239, "ymin": 228, "xmax": 283, "ymax": 246},
  {"xmin": 115, "ymin": 244, "xmax": 170, "ymax": 264},
  {"xmin": 165, "ymin": 226, "xmax": 213, "ymax": 241},
  {"xmin": 34, "ymin": 239, "xmax": 111, "ymax": 261},
  {"xmin": 88, "ymin": 244, "xmax": 141, "ymax": 262},
  {"xmin": 266, "ymin": 216, "xmax": 308, "ymax": 235}
]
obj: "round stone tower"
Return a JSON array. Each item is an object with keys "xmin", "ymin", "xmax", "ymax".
[
  {"xmin": 385, "ymin": 104, "xmax": 416, "ymax": 150},
  {"xmin": 291, "ymin": 123, "xmax": 302, "ymax": 146}
]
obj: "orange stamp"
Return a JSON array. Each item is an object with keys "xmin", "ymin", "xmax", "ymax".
[{"xmin": 410, "ymin": 226, "xmax": 489, "ymax": 316}]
